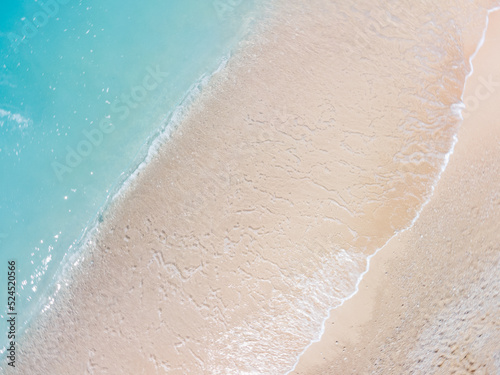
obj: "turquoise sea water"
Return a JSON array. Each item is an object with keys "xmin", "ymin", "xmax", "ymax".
[{"xmin": 0, "ymin": 0, "xmax": 258, "ymax": 353}]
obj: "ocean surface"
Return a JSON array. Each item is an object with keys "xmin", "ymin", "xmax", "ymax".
[{"xmin": 0, "ymin": 0, "xmax": 260, "ymax": 355}]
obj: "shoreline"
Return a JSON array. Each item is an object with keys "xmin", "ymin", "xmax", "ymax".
[
  {"xmin": 292, "ymin": 8, "xmax": 500, "ymax": 374},
  {"xmin": 6, "ymin": 1, "xmax": 500, "ymax": 370},
  {"xmin": 7, "ymin": 3, "xmax": 272, "ymax": 344},
  {"xmin": 289, "ymin": 6, "xmax": 500, "ymax": 373}
]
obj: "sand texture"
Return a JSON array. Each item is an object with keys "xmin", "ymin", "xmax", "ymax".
[{"xmin": 293, "ymin": 9, "xmax": 500, "ymax": 375}]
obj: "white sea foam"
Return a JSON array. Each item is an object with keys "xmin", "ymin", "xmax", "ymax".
[{"xmin": 0, "ymin": 108, "xmax": 30, "ymax": 129}]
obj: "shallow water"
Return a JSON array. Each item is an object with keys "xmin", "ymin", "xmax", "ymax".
[{"xmin": 0, "ymin": 0, "xmax": 259, "ymax": 353}]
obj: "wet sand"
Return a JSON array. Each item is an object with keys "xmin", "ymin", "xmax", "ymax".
[
  {"xmin": 292, "ymin": 9, "xmax": 500, "ymax": 375},
  {"xmin": 7, "ymin": 2, "xmax": 500, "ymax": 374}
]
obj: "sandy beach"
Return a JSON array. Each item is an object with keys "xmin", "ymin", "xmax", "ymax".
[
  {"xmin": 293, "ymin": 9, "xmax": 500, "ymax": 375},
  {"xmin": 7, "ymin": 1, "xmax": 500, "ymax": 374}
]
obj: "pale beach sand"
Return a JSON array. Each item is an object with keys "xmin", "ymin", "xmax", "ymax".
[
  {"xmin": 7, "ymin": 1, "xmax": 500, "ymax": 374},
  {"xmin": 293, "ymin": 9, "xmax": 500, "ymax": 375}
]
